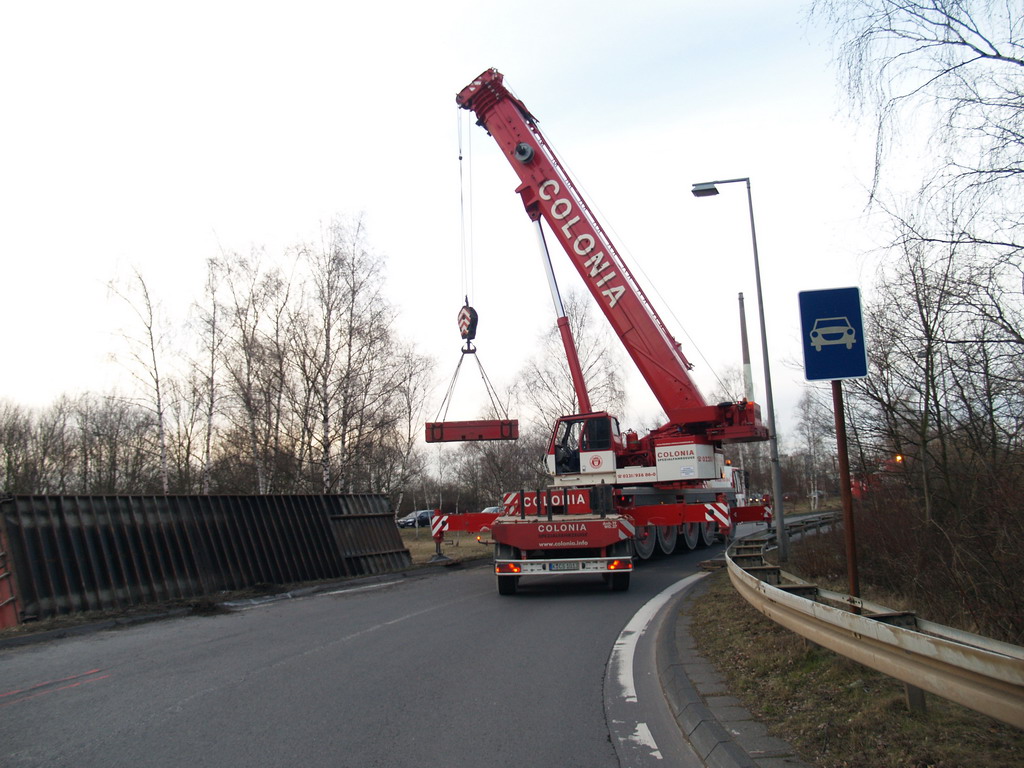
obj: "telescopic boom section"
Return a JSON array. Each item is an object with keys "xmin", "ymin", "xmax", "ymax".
[{"xmin": 457, "ymin": 69, "xmax": 765, "ymax": 441}]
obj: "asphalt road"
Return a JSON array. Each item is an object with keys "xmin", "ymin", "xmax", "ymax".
[{"xmin": 0, "ymin": 545, "xmax": 721, "ymax": 768}]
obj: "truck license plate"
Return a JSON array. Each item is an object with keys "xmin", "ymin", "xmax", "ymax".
[{"xmin": 548, "ymin": 561, "xmax": 579, "ymax": 572}]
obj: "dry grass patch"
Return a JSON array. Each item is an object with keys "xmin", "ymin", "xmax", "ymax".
[{"xmin": 399, "ymin": 527, "xmax": 491, "ymax": 565}]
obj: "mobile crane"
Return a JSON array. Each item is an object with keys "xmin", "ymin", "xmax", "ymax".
[{"xmin": 433, "ymin": 69, "xmax": 772, "ymax": 594}]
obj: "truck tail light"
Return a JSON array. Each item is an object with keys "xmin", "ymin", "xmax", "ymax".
[
  {"xmin": 495, "ymin": 563, "xmax": 521, "ymax": 574},
  {"xmin": 607, "ymin": 559, "xmax": 632, "ymax": 571}
]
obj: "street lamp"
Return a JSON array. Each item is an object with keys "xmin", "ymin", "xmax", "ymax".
[{"xmin": 690, "ymin": 177, "xmax": 789, "ymax": 560}]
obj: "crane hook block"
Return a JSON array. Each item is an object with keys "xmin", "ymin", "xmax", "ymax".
[
  {"xmin": 425, "ymin": 419, "xmax": 519, "ymax": 443},
  {"xmin": 458, "ymin": 304, "xmax": 479, "ymax": 341}
]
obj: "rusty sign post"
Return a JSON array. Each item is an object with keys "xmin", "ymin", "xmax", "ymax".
[
  {"xmin": 799, "ymin": 288, "xmax": 869, "ymax": 601},
  {"xmin": 831, "ymin": 379, "xmax": 860, "ymax": 600}
]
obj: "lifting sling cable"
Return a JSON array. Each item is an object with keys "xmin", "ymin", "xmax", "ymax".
[
  {"xmin": 425, "ymin": 305, "xmax": 518, "ymax": 442},
  {"xmin": 439, "ymin": 112, "xmax": 504, "ymax": 419},
  {"xmin": 458, "ymin": 110, "xmax": 474, "ymax": 304},
  {"xmin": 423, "ymin": 112, "xmax": 517, "ymax": 443},
  {"xmin": 432, "ymin": 333, "xmax": 511, "ymax": 424}
]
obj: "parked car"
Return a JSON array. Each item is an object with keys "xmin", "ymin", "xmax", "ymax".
[{"xmin": 396, "ymin": 509, "xmax": 434, "ymax": 528}]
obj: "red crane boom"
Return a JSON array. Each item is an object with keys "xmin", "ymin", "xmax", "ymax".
[{"xmin": 457, "ymin": 69, "xmax": 764, "ymax": 442}]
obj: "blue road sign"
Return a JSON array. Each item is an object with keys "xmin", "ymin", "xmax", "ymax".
[{"xmin": 799, "ymin": 287, "xmax": 868, "ymax": 381}]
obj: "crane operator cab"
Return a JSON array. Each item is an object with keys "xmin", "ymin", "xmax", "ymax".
[{"xmin": 546, "ymin": 412, "xmax": 620, "ymax": 487}]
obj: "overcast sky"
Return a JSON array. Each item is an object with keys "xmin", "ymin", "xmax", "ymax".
[{"xmin": 1, "ymin": 1, "xmax": 882, "ymax": 441}]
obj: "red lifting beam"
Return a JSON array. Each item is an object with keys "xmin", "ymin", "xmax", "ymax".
[{"xmin": 425, "ymin": 419, "xmax": 519, "ymax": 443}]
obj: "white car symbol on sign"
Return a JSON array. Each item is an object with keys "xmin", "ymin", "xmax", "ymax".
[{"xmin": 809, "ymin": 316, "xmax": 856, "ymax": 351}]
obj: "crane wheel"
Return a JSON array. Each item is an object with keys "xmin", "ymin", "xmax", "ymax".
[
  {"xmin": 495, "ymin": 542, "xmax": 519, "ymax": 596},
  {"xmin": 681, "ymin": 523, "xmax": 699, "ymax": 551},
  {"xmin": 632, "ymin": 526, "xmax": 656, "ymax": 559},
  {"xmin": 697, "ymin": 521, "xmax": 716, "ymax": 548},
  {"xmin": 656, "ymin": 525, "xmax": 678, "ymax": 555}
]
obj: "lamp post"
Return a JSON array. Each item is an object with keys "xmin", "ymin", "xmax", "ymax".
[{"xmin": 691, "ymin": 177, "xmax": 789, "ymax": 560}]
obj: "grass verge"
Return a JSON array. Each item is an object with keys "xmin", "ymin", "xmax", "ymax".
[{"xmin": 689, "ymin": 571, "xmax": 1024, "ymax": 768}]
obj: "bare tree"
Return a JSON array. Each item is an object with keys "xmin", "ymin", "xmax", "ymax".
[
  {"xmin": 108, "ymin": 269, "xmax": 171, "ymax": 494},
  {"xmin": 189, "ymin": 257, "xmax": 227, "ymax": 494},
  {"xmin": 814, "ymin": 0, "xmax": 1024, "ymax": 519},
  {"xmin": 73, "ymin": 394, "xmax": 160, "ymax": 493},
  {"xmin": 452, "ymin": 426, "xmax": 550, "ymax": 511},
  {"xmin": 0, "ymin": 401, "xmax": 36, "ymax": 493},
  {"xmin": 164, "ymin": 375, "xmax": 205, "ymax": 492},
  {"xmin": 705, "ymin": 364, "xmax": 766, "ymax": 492},
  {"xmin": 0, "ymin": 395, "xmax": 164, "ymax": 495},
  {"xmin": 793, "ymin": 387, "xmax": 837, "ymax": 506},
  {"xmin": 813, "ymin": 0, "xmax": 1024, "ymax": 197},
  {"xmin": 292, "ymin": 216, "xmax": 401, "ymax": 493},
  {"xmin": 515, "ymin": 289, "xmax": 625, "ymax": 429},
  {"xmin": 386, "ymin": 342, "xmax": 433, "ymax": 511},
  {"xmin": 218, "ymin": 249, "xmax": 294, "ymax": 493},
  {"xmin": 822, "ymin": 214, "xmax": 1024, "ymax": 639},
  {"xmin": 705, "ymin": 364, "xmax": 748, "ymax": 406},
  {"xmin": 4, "ymin": 216, "xmax": 432, "ymax": 499},
  {"xmin": 841, "ymin": 205, "xmax": 1024, "ymax": 518}
]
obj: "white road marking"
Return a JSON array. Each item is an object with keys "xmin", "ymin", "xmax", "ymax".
[
  {"xmin": 320, "ymin": 582, "xmax": 398, "ymax": 597},
  {"xmin": 607, "ymin": 571, "xmax": 709, "ymax": 763},
  {"xmin": 225, "ymin": 580, "xmax": 400, "ymax": 610},
  {"xmin": 611, "ymin": 572, "xmax": 707, "ymax": 702},
  {"xmin": 630, "ymin": 722, "xmax": 663, "ymax": 759}
]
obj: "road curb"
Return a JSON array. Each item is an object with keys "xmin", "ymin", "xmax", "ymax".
[{"xmin": 658, "ymin": 571, "xmax": 813, "ymax": 768}]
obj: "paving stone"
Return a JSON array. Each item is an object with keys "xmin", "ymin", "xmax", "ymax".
[
  {"xmin": 694, "ymin": 678, "xmax": 730, "ymax": 695},
  {"xmin": 685, "ymin": 668, "xmax": 724, "ymax": 684},
  {"xmin": 725, "ymin": 719, "xmax": 768, "ymax": 738},
  {"xmin": 711, "ymin": 705, "xmax": 755, "ymax": 722},
  {"xmin": 737, "ymin": 734, "xmax": 801, "ymax": 759},
  {"xmin": 705, "ymin": 741, "xmax": 759, "ymax": 768},
  {"xmin": 704, "ymin": 695, "xmax": 743, "ymax": 707},
  {"xmin": 682, "ymin": 660, "xmax": 720, "ymax": 676},
  {"xmin": 751, "ymin": 757, "xmax": 815, "ymax": 768}
]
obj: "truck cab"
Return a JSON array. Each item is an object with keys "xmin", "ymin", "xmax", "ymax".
[{"xmin": 545, "ymin": 412, "xmax": 620, "ymax": 487}]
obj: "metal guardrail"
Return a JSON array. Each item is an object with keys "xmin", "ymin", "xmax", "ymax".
[{"xmin": 726, "ymin": 516, "xmax": 1024, "ymax": 730}]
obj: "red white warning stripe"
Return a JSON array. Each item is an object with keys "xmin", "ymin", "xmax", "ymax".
[
  {"xmin": 430, "ymin": 515, "xmax": 449, "ymax": 538},
  {"xmin": 618, "ymin": 518, "xmax": 635, "ymax": 541},
  {"xmin": 704, "ymin": 503, "xmax": 731, "ymax": 528}
]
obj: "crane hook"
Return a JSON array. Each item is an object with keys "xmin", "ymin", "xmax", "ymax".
[{"xmin": 458, "ymin": 301, "xmax": 479, "ymax": 350}]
